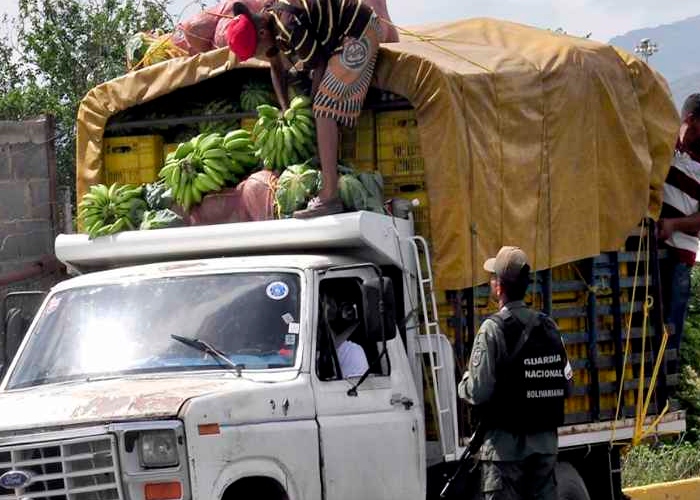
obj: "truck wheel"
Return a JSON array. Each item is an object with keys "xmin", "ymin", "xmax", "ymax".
[{"xmin": 556, "ymin": 462, "xmax": 590, "ymax": 500}]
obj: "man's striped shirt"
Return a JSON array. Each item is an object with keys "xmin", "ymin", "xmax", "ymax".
[
  {"xmin": 267, "ymin": 0, "xmax": 374, "ymax": 69},
  {"xmin": 660, "ymin": 150, "xmax": 700, "ymax": 264}
]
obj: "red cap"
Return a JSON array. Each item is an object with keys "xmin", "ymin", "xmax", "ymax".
[{"xmin": 226, "ymin": 14, "xmax": 257, "ymax": 61}]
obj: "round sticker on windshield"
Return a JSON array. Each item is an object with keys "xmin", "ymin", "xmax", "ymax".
[{"xmin": 266, "ymin": 282, "xmax": 289, "ymax": 300}]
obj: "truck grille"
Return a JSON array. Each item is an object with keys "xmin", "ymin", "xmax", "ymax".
[{"xmin": 0, "ymin": 435, "xmax": 121, "ymax": 500}]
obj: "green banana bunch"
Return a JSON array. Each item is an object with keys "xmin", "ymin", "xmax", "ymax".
[
  {"xmin": 223, "ymin": 129, "xmax": 259, "ymax": 173},
  {"xmin": 197, "ymin": 99, "xmax": 240, "ymax": 135},
  {"xmin": 78, "ymin": 183, "xmax": 146, "ymax": 239},
  {"xmin": 159, "ymin": 130, "xmax": 254, "ymax": 211},
  {"xmin": 240, "ymin": 81, "xmax": 275, "ymax": 111},
  {"xmin": 252, "ymin": 96, "xmax": 317, "ymax": 172}
]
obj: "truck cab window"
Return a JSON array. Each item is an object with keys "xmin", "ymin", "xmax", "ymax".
[{"xmin": 316, "ymin": 278, "xmax": 386, "ymax": 381}]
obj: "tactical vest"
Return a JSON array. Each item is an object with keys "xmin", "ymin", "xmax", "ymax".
[{"xmin": 480, "ymin": 309, "xmax": 568, "ymax": 433}]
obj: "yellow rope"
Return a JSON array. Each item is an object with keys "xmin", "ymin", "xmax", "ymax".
[
  {"xmin": 610, "ymin": 222, "xmax": 644, "ymax": 444},
  {"xmin": 609, "ymin": 221, "xmax": 671, "ymax": 447},
  {"xmin": 634, "ymin": 221, "xmax": 670, "ymax": 442},
  {"xmin": 378, "ymin": 18, "xmax": 494, "ymax": 72},
  {"xmin": 634, "ymin": 232, "xmax": 651, "ymax": 442}
]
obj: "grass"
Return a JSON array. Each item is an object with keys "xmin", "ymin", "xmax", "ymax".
[
  {"xmin": 622, "ymin": 441, "xmax": 700, "ymax": 488},
  {"xmin": 620, "ymin": 267, "xmax": 700, "ymax": 488}
]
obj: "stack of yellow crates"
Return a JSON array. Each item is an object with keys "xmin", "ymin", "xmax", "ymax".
[{"xmin": 103, "ymin": 135, "xmax": 163, "ymax": 185}]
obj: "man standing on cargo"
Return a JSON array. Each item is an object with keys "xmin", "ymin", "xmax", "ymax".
[
  {"xmin": 657, "ymin": 93, "xmax": 700, "ymax": 373},
  {"xmin": 458, "ymin": 246, "xmax": 573, "ymax": 500},
  {"xmin": 226, "ymin": 0, "xmax": 382, "ymax": 218}
]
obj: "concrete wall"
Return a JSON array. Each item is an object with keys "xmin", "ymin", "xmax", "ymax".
[
  {"xmin": 0, "ymin": 117, "xmax": 62, "ymax": 376},
  {"xmin": 0, "ymin": 117, "xmax": 57, "ymax": 279}
]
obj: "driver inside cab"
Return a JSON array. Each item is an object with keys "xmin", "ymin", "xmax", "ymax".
[{"xmin": 321, "ymin": 294, "xmax": 369, "ymax": 378}]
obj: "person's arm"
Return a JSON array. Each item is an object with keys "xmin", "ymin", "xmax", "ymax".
[
  {"xmin": 657, "ymin": 213, "xmax": 700, "ymax": 240},
  {"xmin": 269, "ymin": 54, "xmax": 289, "ymax": 110},
  {"xmin": 460, "ymin": 320, "xmax": 498, "ymax": 405}
]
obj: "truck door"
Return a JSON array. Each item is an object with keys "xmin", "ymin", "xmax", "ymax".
[{"xmin": 312, "ymin": 274, "xmax": 425, "ymax": 500}]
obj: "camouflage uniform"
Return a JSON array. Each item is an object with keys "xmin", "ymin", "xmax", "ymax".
[{"xmin": 459, "ymin": 301, "xmax": 561, "ymax": 500}]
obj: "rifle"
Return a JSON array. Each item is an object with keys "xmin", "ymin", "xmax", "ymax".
[{"xmin": 439, "ymin": 425, "xmax": 484, "ymax": 499}]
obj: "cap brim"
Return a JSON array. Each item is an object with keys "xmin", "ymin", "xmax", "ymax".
[{"xmin": 483, "ymin": 257, "xmax": 496, "ymax": 273}]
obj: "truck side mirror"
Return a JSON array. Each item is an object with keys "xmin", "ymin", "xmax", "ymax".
[{"xmin": 362, "ymin": 277, "xmax": 397, "ymax": 343}]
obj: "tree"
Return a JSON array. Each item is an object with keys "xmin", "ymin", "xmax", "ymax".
[{"xmin": 0, "ymin": 0, "xmax": 172, "ymax": 192}]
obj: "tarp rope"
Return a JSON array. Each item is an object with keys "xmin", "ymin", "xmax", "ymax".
[{"xmin": 609, "ymin": 220, "xmax": 670, "ymax": 449}]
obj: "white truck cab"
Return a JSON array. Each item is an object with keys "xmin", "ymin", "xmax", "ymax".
[
  {"xmin": 0, "ymin": 212, "xmax": 460, "ymax": 500},
  {"xmin": 0, "ymin": 212, "xmax": 683, "ymax": 500}
]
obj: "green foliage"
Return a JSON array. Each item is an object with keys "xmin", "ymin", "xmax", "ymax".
[
  {"xmin": 622, "ymin": 441, "xmax": 700, "ymax": 487},
  {"xmin": 0, "ymin": 0, "xmax": 172, "ymax": 191},
  {"xmin": 678, "ymin": 266, "xmax": 700, "ymax": 441},
  {"xmin": 621, "ymin": 269, "xmax": 700, "ymax": 487}
]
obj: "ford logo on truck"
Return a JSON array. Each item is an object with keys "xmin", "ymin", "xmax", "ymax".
[{"xmin": 0, "ymin": 470, "xmax": 32, "ymax": 489}]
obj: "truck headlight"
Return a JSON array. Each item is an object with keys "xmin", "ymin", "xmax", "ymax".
[{"xmin": 138, "ymin": 429, "xmax": 179, "ymax": 468}]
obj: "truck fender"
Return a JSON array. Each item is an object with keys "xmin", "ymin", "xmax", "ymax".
[{"xmin": 211, "ymin": 457, "xmax": 297, "ymax": 500}]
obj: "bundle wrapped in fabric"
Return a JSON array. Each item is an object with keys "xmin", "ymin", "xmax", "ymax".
[
  {"xmin": 125, "ymin": 30, "xmax": 189, "ymax": 70},
  {"xmin": 274, "ymin": 163, "xmax": 322, "ymax": 217},
  {"xmin": 185, "ymin": 170, "xmax": 278, "ymax": 225},
  {"xmin": 179, "ymin": 0, "xmax": 264, "ymax": 53}
]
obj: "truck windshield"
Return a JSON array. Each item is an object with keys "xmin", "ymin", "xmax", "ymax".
[{"xmin": 5, "ymin": 272, "xmax": 302, "ymax": 390}]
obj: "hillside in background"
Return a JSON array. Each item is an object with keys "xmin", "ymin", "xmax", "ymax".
[
  {"xmin": 609, "ymin": 14, "xmax": 700, "ymax": 108},
  {"xmin": 671, "ymin": 73, "xmax": 700, "ymax": 109}
]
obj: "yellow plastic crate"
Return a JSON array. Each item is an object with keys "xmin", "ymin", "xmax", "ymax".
[
  {"xmin": 163, "ymin": 143, "xmax": 178, "ymax": 159},
  {"xmin": 566, "ymin": 395, "xmax": 591, "ymax": 414},
  {"xmin": 552, "ymin": 290, "xmax": 585, "ymax": 304},
  {"xmin": 612, "ymin": 391, "xmax": 635, "ymax": 416},
  {"xmin": 241, "ymin": 117, "xmax": 257, "ymax": 132},
  {"xmin": 104, "ymin": 135, "xmax": 163, "ymax": 185},
  {"xmin": 391, "ymin": 191, "xmax": 430, "ymax": 239},
  {"xmin": 555, "ymin": 316, "xmax": 586, "ymax": 333},
  {"xmin": 383, "ymin": 174, "xmax": 426, "ymax": 196},
  {"xmin": 339, "ymin": 110, "xmax": 375, "ymax": 172},
  {"xmin": 376, "ymin": 110, "xmax": 425, "ymax": 178},
  {"xmin": 422, "ymin": 361, "xmax": 439, "ymax": 440},
  {"xmin": 552, "ymin": 263, "xmax": 577, "ymax": 281}
]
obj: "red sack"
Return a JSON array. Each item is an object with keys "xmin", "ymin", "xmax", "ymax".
[
  {"xmin": 185, "ymin": 171, "xmax": 278, "ymax": 226},
  {"xmin": 213, "ymin": 17, "xmax": 233, "ymax": 48},
  {"xmin": 179, "ymin": 0, "xmax": 266, "ymax": 54},
  {"xmin": 179, "ymin": 11, "xmax": 216, "ymax": 54},
  {"xmin": 170, "ymin": 28, "xmax": 195, "ymax": 55},
  {"xmin": 178, "ymin": 1, "xmax": 233, "ymax": 54},
  {"xmin": 240, "ymin": 170, "xmax": 278, "ymax": 221}
]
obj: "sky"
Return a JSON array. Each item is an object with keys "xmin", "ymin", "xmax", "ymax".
[
  {"xmin": 0, "ymin": 0, "xmax": 698, "ymax": 43},
  {"xmin": 166, "ymin": 0, "xmax": 700, "ymax": 42}
]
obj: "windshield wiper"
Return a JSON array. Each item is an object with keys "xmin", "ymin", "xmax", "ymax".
[{"xmin": 170, "ymin": 335, "xmax": 244, "ymax": 376}]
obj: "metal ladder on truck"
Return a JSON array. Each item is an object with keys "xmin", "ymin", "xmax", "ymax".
[{"xmin": 408, "ymin": 235, "xmax": 459, "ymax": 461}]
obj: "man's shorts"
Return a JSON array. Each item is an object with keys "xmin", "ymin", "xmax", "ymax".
[{"xmin": 312, "ymin": 15, "xmax": 381, "ymax": 128}]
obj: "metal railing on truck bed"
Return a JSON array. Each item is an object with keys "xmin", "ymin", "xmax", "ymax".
[{"xmin": 423, "ymin": 226, "xmax": 677, "ymax": 438}]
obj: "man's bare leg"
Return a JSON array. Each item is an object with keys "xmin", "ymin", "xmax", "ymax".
[
  {"xmin": 316, "ymin": 115, "xmax": 339, "ymax": 201},
  {"xmin": 293, "ymin": 115, "xmax": 343, "ymax": 218}
]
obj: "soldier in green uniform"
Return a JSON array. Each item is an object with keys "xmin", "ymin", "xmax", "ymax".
[{"xmin": 459, "ymin": 246, "xmax": 573, "ymax": 500}]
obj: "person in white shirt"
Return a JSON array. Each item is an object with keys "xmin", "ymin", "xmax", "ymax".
[
  {"xmin": 657, "ymin": 93, "xmax": 700, "ymax": 374},
  {"xmin": 335, "ymin": 339, "xmax": 369, "ymax": 378},
  {"xmin": 321, "ymin": 293, "xmax": 369, "ymax": 378}
]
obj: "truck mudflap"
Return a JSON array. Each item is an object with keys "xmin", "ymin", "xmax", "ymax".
[{"xmin": 623, "ymin": 477, "xmax": 700, "ymax": 499}]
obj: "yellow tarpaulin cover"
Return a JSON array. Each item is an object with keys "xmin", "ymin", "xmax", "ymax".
[{"xmin": 76, "ymin": 18, "xmax": 679, "ymax": 291}]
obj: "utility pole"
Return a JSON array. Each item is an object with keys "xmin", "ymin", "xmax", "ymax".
[{"xmin": 634, "ymin": 38, "xmax": 658, "ymax": 64}]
